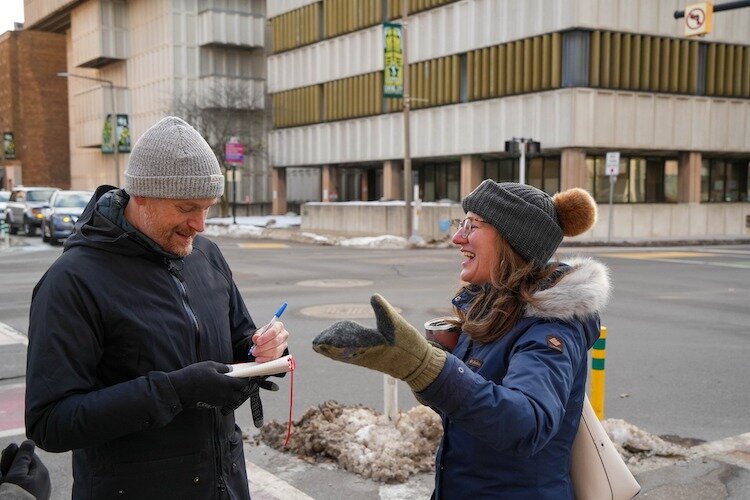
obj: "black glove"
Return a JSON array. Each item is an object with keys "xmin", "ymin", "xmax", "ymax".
[
  {"xmin": 220, "ymin": 377, "xmax": 279, "ymax": 428},
  {"xmin": 0, "ymin": 440, "xmax": 51, "ymax": 500},
  {"xmin": 167, "ymin": 361, "xmax": 252, "ymax": 410}
]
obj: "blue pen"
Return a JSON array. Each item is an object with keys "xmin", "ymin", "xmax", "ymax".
[{"xmin": 249, "ymin": 302, "xmax": 287, "ymax": 357}]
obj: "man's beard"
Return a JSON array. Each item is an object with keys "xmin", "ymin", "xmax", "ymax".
[{"xmin": 142, "ymin": 204, "xmax": 194, "ymax": 257}]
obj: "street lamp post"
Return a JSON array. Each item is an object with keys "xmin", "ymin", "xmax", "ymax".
[
  {"xmin": 58, "ymin": 72, "xmax": 120, "ymax": 187},
  {"xmin": 401, "ymin": 0, "xmax": 413, "ymax": 242}
]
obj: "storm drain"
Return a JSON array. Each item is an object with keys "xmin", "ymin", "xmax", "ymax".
[{"xmin": 299, "ymin": 303, "xmax": 402, "ymax": 319}]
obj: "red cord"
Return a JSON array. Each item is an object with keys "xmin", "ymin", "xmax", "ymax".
[{"xmin": 283, "ymin": 356, "xmax": 296, "ymax": 447}]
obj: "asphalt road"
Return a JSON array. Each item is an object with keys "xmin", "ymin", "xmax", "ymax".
[{"xmin": 0, "ymin": 235, "xmax": 748, "ymax": 498}]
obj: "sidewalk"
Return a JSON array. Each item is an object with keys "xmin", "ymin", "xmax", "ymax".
[
  {"xmin": 241, "ymin": 431, "xmax": 750, "ymax": 499},
  {"xmin": 634, "ymin": 432, "xmax": 750, "ymax": 499}
]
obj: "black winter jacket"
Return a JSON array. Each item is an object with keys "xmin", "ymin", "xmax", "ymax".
[{"xmin": 25, "ymin": 186, "xmax": 256, "ymax": 499}]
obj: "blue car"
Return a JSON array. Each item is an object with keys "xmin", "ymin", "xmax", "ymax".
[{"xmin": 41, "ymin": 190, "xmax": 94, "ymax": 245}]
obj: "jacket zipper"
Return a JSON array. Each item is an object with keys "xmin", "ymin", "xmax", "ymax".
[{"xmin": 167, "ymin": 259, "xmax": 227, "ymax": 494}]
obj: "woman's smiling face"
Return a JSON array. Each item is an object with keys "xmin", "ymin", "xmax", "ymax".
[{"xmin": 451, "ymin": 212, "xmax": 501, "ymax": 285}]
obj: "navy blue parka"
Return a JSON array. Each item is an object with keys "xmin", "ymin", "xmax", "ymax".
[
  {"xmin": 25, "ymin": 186, "xmax": 257, "ymax": 499},
  {"xmin": 418, "ymin": 258, "xmax": 611, "ymax": 499}
]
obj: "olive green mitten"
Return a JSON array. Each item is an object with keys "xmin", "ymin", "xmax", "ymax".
[{"xmin": 312, "ymin": 294, "xmax": 447, "ymax": 392}]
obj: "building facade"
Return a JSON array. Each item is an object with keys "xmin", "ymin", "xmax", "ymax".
[
  {"xmin": 0, "ymin": 28, "xmax": 70, "ymax": 190},
  {"xmin": 24, "ymin": 0, "xmax": 272, "ymax": 213},
  {"xmin": 267, "ymin": 0, "xmax": 750, "ymax": 241}
]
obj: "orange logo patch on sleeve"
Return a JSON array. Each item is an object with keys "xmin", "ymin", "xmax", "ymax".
[{"xmin": 547, "ymin": 335, "xmax": 564, "ymax": 353}]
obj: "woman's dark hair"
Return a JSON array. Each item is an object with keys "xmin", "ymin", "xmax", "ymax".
[{"xmin": 454, "ymin": 236, "xmax": 560, "ymax": 343}]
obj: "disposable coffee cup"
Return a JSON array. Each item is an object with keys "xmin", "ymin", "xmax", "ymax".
[{"xmin": 424, "ymin": 317, "xmax": 461, "ymax": 351}]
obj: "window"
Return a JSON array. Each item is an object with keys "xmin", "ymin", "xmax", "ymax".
[
  {"xmin": 417, "ymin": 162, "xmax": 460, "ymax": 201},
  {"xmin": 528, "ymin": 157, "xmax": 560, "ymax": 195},
  {"xmin": 483, "ymin": 156, "xmax": 560, "ymax": 194},
  {"xmin": 586, "ymin": 155, "xmax": 678, "ymax": 203},
  {"xmin": 701, "ymin": 159, "xmax": 749, "ymax": 202},
  {"xmin": 483, "ymin": 159, "xmax": 517, "ymax": 182}
]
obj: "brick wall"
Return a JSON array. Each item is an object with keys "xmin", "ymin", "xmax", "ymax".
[{"xmin": 0, "ymin": 30, "xmax": 69, "ymax": 189}]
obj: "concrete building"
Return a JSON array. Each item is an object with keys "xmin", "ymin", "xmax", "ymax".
[
  {"xmin": 24, "ymin": 0, "xmax": 272, "ymax": 213},
  {"xmin": 0, "ymin": 27, "xmax": 70, "ymax": 190},
  {"xmin": 267, "ymin": 0, "xmax": 750, "ymax": 241}
]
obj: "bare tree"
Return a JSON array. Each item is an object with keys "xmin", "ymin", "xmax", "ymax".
[{"xmin": 170, "ymin": 78, "xmax": 268, "ymax": 216}]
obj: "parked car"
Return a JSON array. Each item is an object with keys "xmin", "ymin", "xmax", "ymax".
[
  {"xmin": 0, "ymin": 190, "xmax": 9, "ymax": 214},
  {"xmin": 41, "ymin": 190, "xmax": 94, "ymax": 245},
  {"xmin": 4, "ymin": 186, "xmax": 60, "ymax": 236}
]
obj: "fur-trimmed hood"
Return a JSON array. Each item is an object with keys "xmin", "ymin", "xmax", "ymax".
[{"xmin": 524, "ymin": 257, "xmax": 611, "ymax": 321}]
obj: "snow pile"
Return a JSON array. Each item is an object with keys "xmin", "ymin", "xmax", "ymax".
[
  {"xmin": 603, "ymin": 418, "xmax": 691, "ymax": 473},
  {"xmin": 258, "ymin": 402, "xmax": 697, "ymax": 482},
  {"xmin": 258, "ymin": 401, "xmax": 441, "ymax": 483},
  {"xmin": 205, "ymin": 217, "xmax": 414, "ymax": 249}
]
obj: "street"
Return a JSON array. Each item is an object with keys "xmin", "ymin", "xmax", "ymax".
[{"xmin": 0, "ymin": 235, "xmax": 749, "ymax": 498}]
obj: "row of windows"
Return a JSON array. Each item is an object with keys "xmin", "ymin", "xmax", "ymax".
[
  {"xmin": 590, "ymin": 33, "xmax": 750, "ymax": 97},
  {"xmin": 327, "ymin": 156, "xmax": 749, "ymax": 204},
  {"xmin": 270, "ymin": 29, "xmax": 749, "ymax": 128},
  {"xmin": 271, "ymin": 0, "xmax": 458, "ymax": 53}
]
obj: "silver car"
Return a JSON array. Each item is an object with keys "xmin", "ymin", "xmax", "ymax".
[{"xmin": 4, "ymin": 186, "xmax": 60, "ymax": 236}]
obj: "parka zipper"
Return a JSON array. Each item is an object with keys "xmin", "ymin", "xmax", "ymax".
[
  {"xmin": 167, "ymin": 259, "xmax": 200, "ymax": 354},
  {"xmin": 166, "ymin": 259, "xmax": 228, "ymax": 495}
]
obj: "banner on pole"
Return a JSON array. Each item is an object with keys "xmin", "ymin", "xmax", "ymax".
[
  {"xmin": 102, "ymin": 114, "xmax": 131, "ymax": 153},
  {"xmin": 3, "ymin": 132, "xmax": 15, "ymax": 159},
  {"xmin": 383, "ymin": 22, "xmax": 403, "ymax": 98}
]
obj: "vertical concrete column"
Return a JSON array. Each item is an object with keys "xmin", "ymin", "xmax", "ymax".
[
  {"xmin": 360, "ymin": 172, "xmax": 369, "ymax": 201},
  {"xmin": 383, "ymin": 160, "xmax": 402, "ymax": 200},
  {"xmin": 678, "ymin": 151, "xmax": 702, "ymax": 203},
  {"xmin": 460, "ymin": 155, "xmax": 483, "ymax": 198},
  {"xmin": 560, "ymin": 148, "xmax": 588, "ymax": 190},
  {"xmin": 271, "ymin": 166, "xmax": 287, "ymax": 215},
  {"xmin": 321, "ymin": 165, "xmax": 338, "ymax": 201}
]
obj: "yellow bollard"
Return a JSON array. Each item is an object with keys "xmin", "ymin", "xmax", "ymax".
[{"xmin": 590, "ymin": 326, "xmax": 606, "ymax": 420}]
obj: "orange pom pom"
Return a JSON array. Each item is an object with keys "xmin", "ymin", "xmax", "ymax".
[{"xmin": 552, "ymin": 188, "xmax": 597, "ymax": 237}]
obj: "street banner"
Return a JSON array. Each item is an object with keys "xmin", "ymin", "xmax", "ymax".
[
  {"xmin": 102, "ymin": 116, "xmax": 114, "ymax": 154},
  {"xmin": 3, "ymin": 132, "xmax": 15, "ymax": 159},
  {"xmin": 116, "ymin": 114, "xmax": 131, "ymax": 153},
  {"xmin": 383, "ymin": 22, "xmax": 403, "ymax": 98}
]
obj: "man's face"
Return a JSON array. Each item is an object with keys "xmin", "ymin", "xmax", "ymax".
[{"xmin": 135, "ymin": 197, "xmax": 217, "ymax": 256}]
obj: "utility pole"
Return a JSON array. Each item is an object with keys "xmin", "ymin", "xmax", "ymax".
[{"xmin": 401, "ymin": 0, "xmax": 413, "ymax": 241}]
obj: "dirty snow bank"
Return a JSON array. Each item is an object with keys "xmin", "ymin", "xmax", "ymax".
[{"xmin": 257, "ymin": 402, "xmax": 691, "ymax": 482}]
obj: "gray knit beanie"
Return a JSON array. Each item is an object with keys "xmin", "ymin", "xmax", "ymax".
[
  {"xmin": 462, "ymin": 179, "xmax": 597, "ymax": 266},
  {"xmin": 124, "ymin": 116, "xmax": 224, "ymax": 199}
]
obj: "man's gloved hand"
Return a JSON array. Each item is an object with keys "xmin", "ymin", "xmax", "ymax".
[
  {"xmin": 220, "ymin": 376, "xmax": 279, "ymax": 427},
  {"xmin": 167, "ymin": 360, "xmax": 251, "ymax": 410},
  {"xmin": 312, "ymin": 294, "xmax": 447, "ymax": 392},
  {"xmin": 0, "ymin": 440, "xmax": 51, "ymax": 500}
]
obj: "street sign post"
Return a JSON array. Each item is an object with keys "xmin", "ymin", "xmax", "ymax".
[
  {"xmin": 605, "ymin": 152, "xmax": 620, "ymax": 242},
  {"xmin": 225, "ymin": 138, "xmax": 245, "ymax": 224}
]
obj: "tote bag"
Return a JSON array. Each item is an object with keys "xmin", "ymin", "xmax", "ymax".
[{"xmin": 571, "ymin": 394, "xmax": 641, "ymax": 500}]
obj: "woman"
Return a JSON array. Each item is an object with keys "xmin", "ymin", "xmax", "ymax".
[{"xmin": 313, "ymin": 180, "xmax": 610, "ymax": 499}]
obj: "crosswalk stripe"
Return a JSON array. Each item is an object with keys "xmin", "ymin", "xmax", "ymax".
[
  {"xmin": 0, "ymin": 322, "xmax": 27, "ymax": 346},
  {"xmin": 246, "ymin": 460, "xmax": 314, "ymax": 499}
]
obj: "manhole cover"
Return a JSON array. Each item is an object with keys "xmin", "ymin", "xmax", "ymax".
[
  {"xmin": 296, "ymin": 279, "xmax": 373, "ymax": 288},
  {"xmin": 299, "ymin": 303, "xmax": 402, "ymax": 319}
]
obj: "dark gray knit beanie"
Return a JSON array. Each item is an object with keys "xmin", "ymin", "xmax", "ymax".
[
  {"xmin": 462, "ymin": 180, "xmax": 563, "ymax": 266},
  {"xmin": 124, "ymin": 116, "xmax": 224, "ymax": 199}
]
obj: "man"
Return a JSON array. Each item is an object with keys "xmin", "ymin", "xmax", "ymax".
[{"xmin": 25, "ymin": 116, "xmax": 289, "ymax": 499}]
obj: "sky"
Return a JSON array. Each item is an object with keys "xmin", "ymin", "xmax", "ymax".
[{"xmin": 0, "ymin": 0, "xmax": 25, "ymax": 35}]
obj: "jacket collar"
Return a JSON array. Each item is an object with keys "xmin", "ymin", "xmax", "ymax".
[{"xmin": 452, "ymin": 257, "xmax": 611, "ymax": 322}]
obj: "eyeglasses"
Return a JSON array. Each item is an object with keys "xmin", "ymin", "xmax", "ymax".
[{"xmin": 453, "ymin": 217, "xmax": 486, "ymax": 239}]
